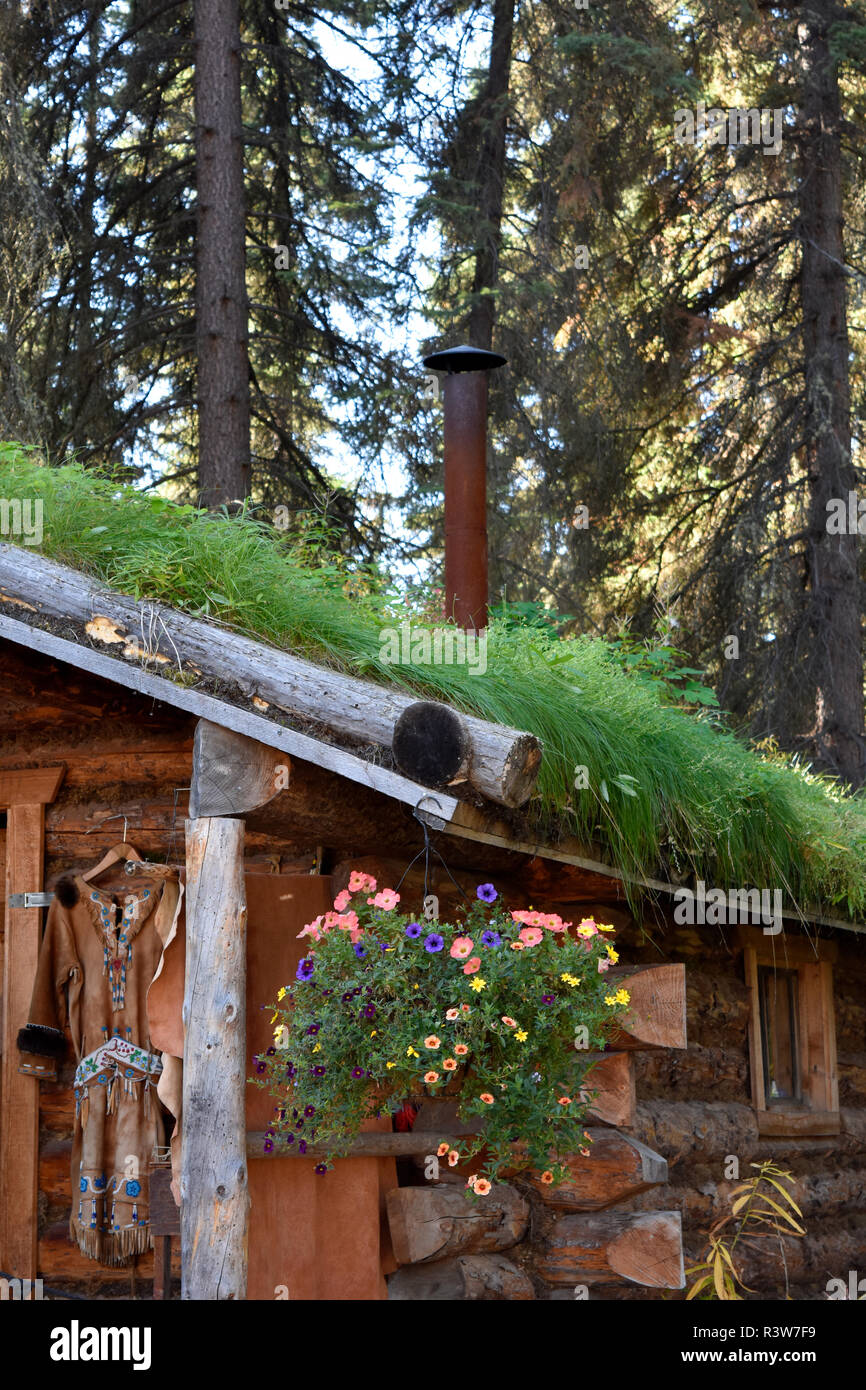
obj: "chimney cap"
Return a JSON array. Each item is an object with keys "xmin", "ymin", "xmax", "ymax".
[{"xmin": 422, "ymin": 344, "xmax": 508, "ymax": 374}]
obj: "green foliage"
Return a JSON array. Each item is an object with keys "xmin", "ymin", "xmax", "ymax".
[
  {"xmin": 607, "ymin": 617, "xmax": 720, "ymax": 709},
  {"xmin": 4, "ymin": 450, "xmax": 866, "ymax": 919},
  {"xmin": 686, "ymin": 1162, "xmax": 805, "ymax": 1301},
  {"xmin": 251, "ymin": 875, "xmax": 628, "ymax": 1186}
]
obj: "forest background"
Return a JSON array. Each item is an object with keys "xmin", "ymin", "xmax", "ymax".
[{"xmin": 1, "ymin": 0, "xmax": 865, "ymax": 789}]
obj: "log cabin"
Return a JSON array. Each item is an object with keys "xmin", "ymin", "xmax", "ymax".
[{"xmin": 0, "ymin": 537, "xmax": 864, "ymax": 1303}]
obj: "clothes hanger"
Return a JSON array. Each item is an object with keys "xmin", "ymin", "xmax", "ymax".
[{"xmin": 81, "ymin": 842, "xmax": 144, "ymax": 884}]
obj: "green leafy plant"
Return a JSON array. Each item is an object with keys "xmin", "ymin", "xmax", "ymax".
[
  {"xmin": 608, "ymin": 615, "xmax": 719, "ymax": 709},
  {"xmin": 685, "ymin": 1161, "xmax": 805, "ymax": 1300},
  {"xmin": 250, "ymin": 874, "xmax": 630, "ymax": 1192}
]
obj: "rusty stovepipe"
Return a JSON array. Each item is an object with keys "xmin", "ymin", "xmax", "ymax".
[{"xmin": 422, "ymin": 343, "xmax": 507, "ymax": 631}]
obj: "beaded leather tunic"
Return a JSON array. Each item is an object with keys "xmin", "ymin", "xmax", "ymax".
[{"xmin": 17, "ymin": 873, "xmax": 180, "ymax": 1265}]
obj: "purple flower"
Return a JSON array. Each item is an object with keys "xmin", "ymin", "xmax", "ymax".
[
  {"xmin": 481, "ymin": 930, "xmax": 501, "ymax": 947},
  {"xmin": 306, "ymin": 1023, "xmax": 320, "ymax": 1035},
  {"xmin": 298, "ymin": 1140, "xmax": 307, "ymax": 1155},
  {"xmin": 342, "ymin": 991, "xmax": 354, "ymax": 1002},
  {"xmin": 542, "ymin": 994, "xmax": 555, "ymax": 1004},
  {"xmin": 353, "ymin": 943, "xmax": 367, "ymax": 958},
  {"xmin": 405, "ymin": 922, "xmax": 422, "ymax": 939},
  {"xmin": 255, "ymin": 1062, "xmax": 266, "ymax": 1074},
  {"xmin": 379, "ymin": 941, "xmax": 389, "ymax": 951},
  {"xmin": 315, "ymin": 1163, "xmax": 327, "ymax": 1175},
  {"xmin": 304, "ymin": 1104, "xmax": 316, "ymax": 1117},
  {"xmin": 296, "ymin": 957, "xmax": 315, "ymax": 982},
  {"xmin": 285, "ymin": 1064, "xmax": 296, "ymax": 1079},
  {"xmin": 476, "ymin": 883, "xmax": 498, "ymax": 903},
  {"xmin": 351, "ymin": 1067, "xmax": 365, "ymax": 1078},
  {"xmin": 263, "ymin": 1139, "xmax": 273, "ymax": 1154},
  {"xmin": 362, "ymin": 1003, "xmax": 376, "ymax": 1018},
  {"xmin": 353, "ymin": 987, "xmax": 362, "ymax": 996},
  {"xmin": 266, "ymin": 1046, "xmax": 276, "ymax": 1055},
  {"xmin": 424, "ymin": 933, "xmax": 444, "ymax": 953},
  {"xmin": 312, "ymin": 1065, "xmax": 326, "ymax": 1076},
  {"xmin": 285, "ymin": 1133, "xmax": 294, "ymax": 1144}
]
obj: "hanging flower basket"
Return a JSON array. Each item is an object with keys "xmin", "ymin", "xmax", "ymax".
[{"xmin": 250, "ymin": 873, "xmax": 631, "ymax": 1190}]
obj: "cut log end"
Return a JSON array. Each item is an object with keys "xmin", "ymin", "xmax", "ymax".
[{"xmin": 392, "ymin": 702, "xmax": 471, "ymax": 787}]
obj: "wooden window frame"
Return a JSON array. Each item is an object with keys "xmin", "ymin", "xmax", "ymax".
[{"xmin": 739, "ymin": 926, "xmax": 839, "ymax": 1136}]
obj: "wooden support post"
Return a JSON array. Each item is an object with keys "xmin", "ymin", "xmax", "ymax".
[
  {"xmin": 181, "ymin": 816, "xmax": 249, "ymax": 1300},
  {"xmin": 0, "ymin": 766, "xmax": 64, "ymax": 1282}
]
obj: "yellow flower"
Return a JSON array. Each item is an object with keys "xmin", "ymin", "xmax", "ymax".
[
  {"xmin": 605, "ymin": 945, "xmax": 619, "ymax": 963},
  {"xmin": 560, "ymin": 972, "xmax": 580, "ymax": 987},
  {"xmin": 277, "ymin": 987, "xmax": 286, "ymax": 1001},
  {"xmin": 596, "ymin": 923, "xmax": 615, "ymax": 932},
  {"xmin": 604, "ymin": 988, "xmax": 631, "ymax": 1007},
  {"xmin": 386, "ymin": 1062, "xmax": 397, "ymax": 1069},
  {"xmin": 270, "ymin": 1011, "xmax": 278, "ymax": 1023},
  {"xmin": 312, "ymin": 1042, "xmax": 321, "ymax": 1052},
  {"xmin": 406, "ymin": 1046, "xmax": 419, "ymax": 1057},
  {"xmin": 514, "ymin": 1029, "xmax": 528, "ymax": 1042},
  {"xmin": 469, "ymin": 977, "xmax": 487, "ymax": 993},
  {"xmin": 370, "ymin": 1030, "xmax": 377, "ymax": 1037}
]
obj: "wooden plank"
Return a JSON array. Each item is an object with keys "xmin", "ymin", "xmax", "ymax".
[
  {"xmin": 756, "ymin": 1109, "xmax": 841, "ymax": 1137},
  {"xmin": 604, "ymin": 964, "xmax": 687, "ymax": 1050},
  {"xmin": 736, "ymin": 923, "xmax": 838, "ymax": 963},
  {"xmin": 0, "ymin": 803, "xmax": 46, "ymax": 1279},
  {"xmin": 0, "ymin": 613, "xmax": 457, "ymax": 820},
  {"xmin": 0, "ymin": 550, "xmax": 540, "ymax": 807},
  {"xmin": 189, "ymin": 720, "xmax": 285, "ymax": 818},
  {"xmin": 535, "ymin": 1211, "xmax": 684, "ymax": 1288},
  {"xmin": 181, "ymin": 817, "xmax": 248, "ymax": 1300},
  {"xmin": 0, "ymin": 767, "xmax": 65, "ymax": 806},
  {"xmin": 521, "ymin": 1129, "xmax": 668, "ymax": 1211},
  {"xmin": 247, "ymin": 1130, "xmax": 468, "ymax": 1158},
  {"xmin": 386, "ymin": 1185, "xmax": 528, "ymax": 1265},
  {"xmin": 744, "ymin": 947, "xmax": 766, "ymax": 1111}
]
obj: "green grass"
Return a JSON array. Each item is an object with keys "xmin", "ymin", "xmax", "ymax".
[{"xmin": 3, "ymin": 444, "xmax": 866, "ymax": 919}]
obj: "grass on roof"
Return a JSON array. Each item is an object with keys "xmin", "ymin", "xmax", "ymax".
[{"xmin": 3, "ymin": 445, "xmax": 866, "ymax": 919}]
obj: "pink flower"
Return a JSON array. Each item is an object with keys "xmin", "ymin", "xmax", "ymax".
[
  {"xmin": 333, "ymin": 889, "xmax": 351, "ymax": 912},
  {"xmin": 597, "ymin": 957, "xmax": 610, "ymax": 972},
  {"xmin": 511, "ymin": 910, "xmax": 531, "ymax": 925},
  {"xmin": 368, "ymin": 889, "xmax": 400, "ymax": 910},
  {"xmin": 544, "ymin": 913, "xmax": 570, "ymax": 932},
  {"xmin": 336, "ymin": 911, "xmax": 359, "ymax": 933},
  {"xmin": 323, "ymin": 911, "xmax": 341, "ymax": 930},
  {"xmin": 462, "ymin": 957, "xmax": 482, "ymax": 975},
  {"xmin": 445, "ymin": 1008, "xmax": 459, "ymax": 1021},
  {"xmin": 297, "ymin": 916, "xmax": 323, "ymax": 941},
  {"xmin": 577, "ymin": 918, "xmax": 599, "ymax": 939},
  {"xmin": 450, "ymin": 936, "xmax": 474, "ymax": 960},
  {"xmin": 348, "ymin": 871, "xmax": 377, "ymax": 894},
  {"xmin": 518, "ymin": 926, "xmax": 544, "ymax": 947},
  {"xmin": 501, "ymin": 1016, "xmax": 517, "ymax": 1028}
]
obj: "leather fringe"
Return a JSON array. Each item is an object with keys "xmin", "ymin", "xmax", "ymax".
[{"xmin": 69, "ymin": 1215, "xmax": 152, "ymax": 1266}]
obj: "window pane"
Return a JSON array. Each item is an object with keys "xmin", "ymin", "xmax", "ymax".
[{"xmin": 758, "ymin": 968, "xmax": 800, "ymax": 1103}]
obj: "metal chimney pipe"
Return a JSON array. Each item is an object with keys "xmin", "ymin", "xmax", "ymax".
[{"xmin": 422, "ymin": 344, "xmax": 507, "ymax": 631}]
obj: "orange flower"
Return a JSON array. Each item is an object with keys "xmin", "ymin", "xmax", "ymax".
[
  {"xmin": 540, "ymin": 1171, "xmax": 555, "ymax": 1185},
  {"xmin": 445, "ymin": 1008, "xmax": 459, "ymax": 1021},
  {"xmin": 348, "ymin": 870, "xmax": 376, "ymax": 894},
  {"xmin": 557, "ymin": 1096, "xmax": 572, "ymax": 1106},
  {"xmin": 462, "ymin": 956, "xmax": 482, "ymax": 975},
  {"xmin": 437, "ymin": 1141, "xmax": 449, "ymax": 1157},
  {"xmin": 480, "ymin": 1092, "xmax": 495, "ymax": 1105},
  {"xmin": 424, "ymin": 1035, "xmax": 441, "ymax": 1049},
  {"xmin": 424, "ymin": 1070, "xmax": 440, "ymax": 1084},
  {"xmin": 474, "ymin": 1178, "xmax": 492, "ymax": 1196},
  {"xmin": 579, "ymin": 1146, "xmax": 591, "ymax": 1158},
  {"xmin": 454, "ymin": 1043, "xmax": 469, "ymax": 1056},
  {"xmin": 443, "ymin": 1058, "xmax": 457, "ymax": 1071},
  {"xmin": 460, "ymin": 1003, "xmax": 471, "ymax": 1014},
  {"xmin": 501, "ymin": 1016, "xmax": 517, "ymax": 1028},
  {"xmin": 448, "ymin": 1150, "xmax": 460, "ymax": 1167},
  {"xmin": 509, "ymin": 941, "xmax": 525, "ymax": 951}
]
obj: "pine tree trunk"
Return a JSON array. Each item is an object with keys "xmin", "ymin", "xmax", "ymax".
[
  {"xmin": 466, "ymin": 0, "xmax": 514, "ymax": 351},
  {"xmin": 194, "ymin": 0, "xmax": 251, "ymax": 508},
  {"xmin": 798, "ymin": 0, "xmax": 864, "ymax": 787}
]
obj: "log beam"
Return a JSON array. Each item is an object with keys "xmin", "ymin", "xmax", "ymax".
[
  {"xmin": 605, "ymin": 964, "xmax": 688, "ymax": 1050},
  {"xmin": 522, "ymin": 1129, "xmax": 668, "ymax": 1211},
  {"xmin": 535, "ymin": 1211, "xmax": 685, "ymax": 1288},
  {"xmin": 181, "ymin": 817, "xmax": 248, "ymax": 1300},
  {"xmin": 189, "ymin": 719, "xmax": 285, "ymax": 818},
  {"xmin": 386, "ymin": 1183, "xmax": 528, "ymax": 1265},
  {"xmin": 0, "ymin": 546, "xmax": 541, "ymax": 807}
]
